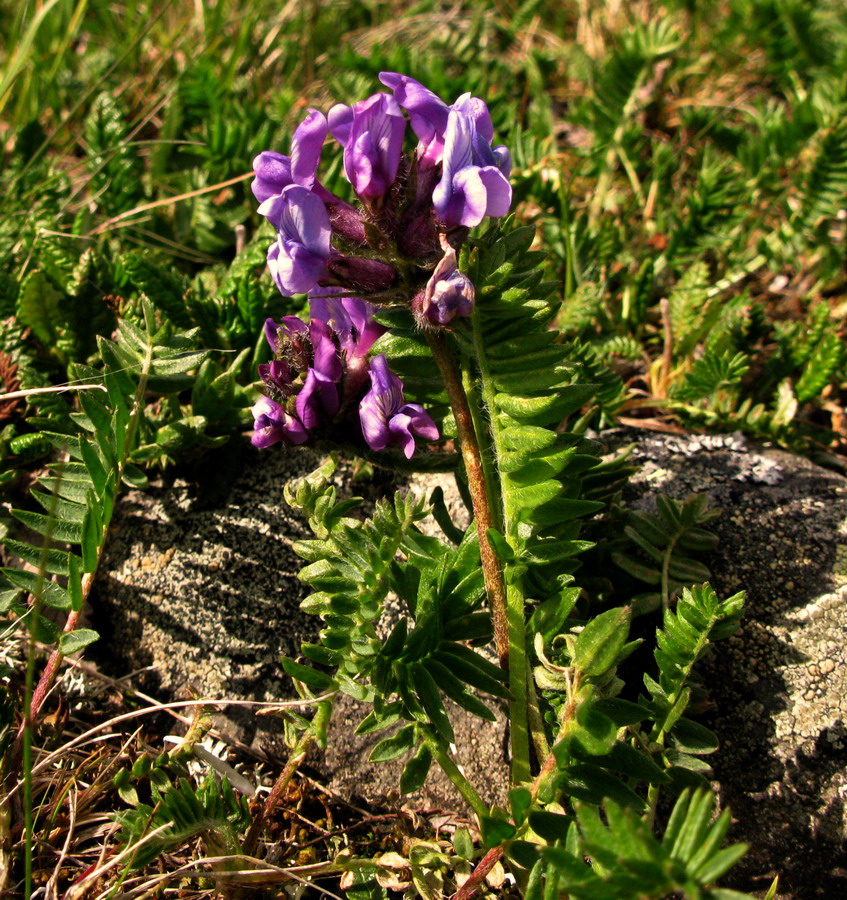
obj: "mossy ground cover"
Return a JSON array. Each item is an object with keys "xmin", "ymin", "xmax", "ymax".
[{"xmin": 1, "ymin": 0, "xmax": 846, "ymax": 896}]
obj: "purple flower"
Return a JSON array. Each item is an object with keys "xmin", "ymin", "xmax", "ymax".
[
  {"xmin": 359, "ymin": 354, "xmax": 439, "ymax": 458},
  {"xmin": 296, "ymin": 366, "xmax": 340, "ymax": 430},
  {"xmin": 417, "ymin": 245, "xmax": 475, "ymax": 326},
  {"xmin": 251, "ymin": 397, "xmax": 308, "ymax": 448},
  {"xmin": 260, "ymin": 184, "xmax": 332, "ymax": 295},
  {"xmin": 252, "ymin": 109, "xmax": 328, "ymax": 202},
  {"xmin": 378, "ymin": 72, "xmax": 450, "ymax": 167},
  {"xmin": 328, "ymin": 93, "xmax": 406, "ymax": 201},
  {"xmin": 264, "ymin": 314, "xmax": 308, "ymax": 348},
  {"xmin": 432, "ymin": 109, "xmax": 512, "ymax": 228},
  {"xmin": 257, "ymin": 358, "xmax": 296, "ymax": 396},
  {"xmin": 254, "ymin": 110, "xmax": 367, "ymax": 247},
  {"xmin": 378, "ymin": 73, "xmax": 505, "ymax": 170},
  {"xmin": 309, "ymin": 291, "xmax": 385, "ymax": 359},
  {"xmin": 309, "ymin": 318, "xmax": 343, "ymax": 380}
]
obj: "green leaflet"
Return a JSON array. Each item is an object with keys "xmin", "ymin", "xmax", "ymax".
[
  {"xmin": 571, "ymin": 605, "xmax": 632, "ymax": 677},
  {"xmin": 369, "ymin": 724, "xmax": 416, "ymax": 763},
  {"xmin": 10, "ymin": 508, "xmax": 82, "ymax": 543},
  {"xmin": 2, "ymin": 569, "xmax": 69, "ymax": 610},
  {"xmin": 540, "ymin": 787, "xmax": 755, "ymax": 898},
  {"xmin": 399, "ymin": 742, "xmax": 432, "ymax": 794},
  {"xmin": 59, "ymin": 628, "xmax": 99, "ymax": 655}
]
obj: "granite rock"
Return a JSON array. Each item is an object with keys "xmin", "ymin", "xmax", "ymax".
[{"xmin": 604, "ymin": 429, "xmax": 847, "ymax": 899}]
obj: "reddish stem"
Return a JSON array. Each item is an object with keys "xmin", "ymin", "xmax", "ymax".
[
  {"xmin": 425, "ymin": 331, "xmax": 509, "ymax": 667},
  {"xmin": 452, "ymin": 846, "xmax": 505, "ymax": 900}
]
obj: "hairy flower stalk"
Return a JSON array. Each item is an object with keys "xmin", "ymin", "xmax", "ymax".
[{"xmin": 425, "ymin": 330, "xmax": 509, "ymax": 666}]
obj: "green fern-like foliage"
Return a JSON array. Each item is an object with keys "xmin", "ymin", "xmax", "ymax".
[
  {"xmin": 532, "ymin": 789, "xmax": 762, "ymax": 900},
  {"xmin": 561, "ymin": 339, "xmax": 628, "ymax": 430},
  {"xmin": 496, "ymin": 579, "xmax": 746, "ymax": 877},
  {"xmin": 284, "ymin": 466, "xmax": 509, "ymax": 793},
  {"xmin": 577, "ymin": 19, "xmax": 681, "ymax": 150},
  {"xmin": 376, "ymin": 222, "xmax": 607, "ymax": 618},
  {"xmin": 779, "ymin": 303, "xmax": 845, "ymax": 404},
  {"xmin": 84, "ymin": 92, "xmax": 144, "ymax": 216},
  {"xmin": 673, "ymin": 350, "xmax": 751, "ymax": 403},
  {"xmin": 117, "ymin": 251, "xmax": 194, "ymax": 329},
  {"xmin": 0, "ymin": 301, "xmax": 209, "ymax": 653},
  {"xmin": 662, "ymin": 151, "xmax": 748, "ymax": 267},
  {"xmin": 530, "ymin": 579, "xmax": 741, "ymax": 798},
  {"xmin": 729, "ymin": 0, "xmax": 840, "ymax": 86},
  {"xmin": 458, "ymin": 223, "xmax": 604, "ymax": 608},
  {"xmin": 371, "ymin": 222, "xmax": 611, "ymax": 787},
  {"xmin": 773, "ymin": 116, "xmax": 847, "ymax": 266},
  {"xmin": 116, "ymin": 775, "xmax": 249, "ymax": 870},
  {"xmin": 644, "ymin": 583, "xmax": 745, "ymax": 788},
  {"xmin": 610, "ymin": 495, "xmax": 720, "ymax": 614}
]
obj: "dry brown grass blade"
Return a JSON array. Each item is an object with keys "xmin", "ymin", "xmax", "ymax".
[
  {"xmin": 43, "ymin": 785, "xmax": 78, "ymax": 900},
  {"xmin": 90, "ymin": 853, "xmax": 349, "ymax": 900},
  {"xmin": 65, "ymin": 821, "xmax": 174, "ymax": 900},
  {"xmin": 7, "ymin": 694, "xmax": 336, "ymax": 806},
  {"xmin": 85, "ymin": 172, "xmax": 253, "ymax": 237}
]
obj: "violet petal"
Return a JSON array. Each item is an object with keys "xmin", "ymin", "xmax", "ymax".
[
  {"xmin": 296, "ymin": 368, "xmax": 339, "ymax": 430},
  {"xmin": 251, "ymin": 397, "xmax": 308, "ymax": 448},
  {"xmin": 252, "ymin": 151, "xmax": 293, "ymax": 203},
  {"xmin": 291, "ymin": 109, "xmax": 328, "ymax": 188},
  {"xmin": 359, "ymin": 355, "xmax": 438, "ymax": 457}
]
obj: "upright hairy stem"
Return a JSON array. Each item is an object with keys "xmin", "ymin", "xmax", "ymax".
[
  {"xmin": 465, "ymin": 319, "xmax": 533, "ymax": 783},
  {"xmin": 427, "ymin": 329, "xmax": 533, "ymax": 783},
  {"xmin": 425, "ymin": 331, "xmax": 509, "ymax": 667}
]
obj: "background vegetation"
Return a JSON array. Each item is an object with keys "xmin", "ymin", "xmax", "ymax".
[{"xmin": 1, "ymin": 0, "xmax": 846, "ymax": 896}]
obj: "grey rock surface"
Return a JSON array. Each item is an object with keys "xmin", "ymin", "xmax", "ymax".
[
  {"xmin": 605, "ymin": 429, "xmax": 847, "ymax": 898},
  {"xmin": 93, "ymin": 431, "xmax": 847, "ymax": 896},
  {"xmin": 92, "ymin": 442, "xmax": 509, "ymax": 806},
  {"xmin": 93, "ymin": 443, "xmax": 324, "ymax": 743}
]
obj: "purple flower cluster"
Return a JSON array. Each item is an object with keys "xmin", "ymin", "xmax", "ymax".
[
  {"xmin": 251, "ymin": 74, "xmax": 511, "ymax": 457},
  {"xmin": 252, "ymin": 294, "xmax": 437, "ymax": 458}
]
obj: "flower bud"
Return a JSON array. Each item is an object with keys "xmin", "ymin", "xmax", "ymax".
[
  {"xmin": 415, "ymin": 245, "xmax": 475, "ymax": 326},
  {"xmin": 326, "ymin": 257, "xmax": 398, "ymax": 294}
]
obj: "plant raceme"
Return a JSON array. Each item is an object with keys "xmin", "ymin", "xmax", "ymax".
[{"xmin": 250, "ymin": 72, "xmax": 510, "ymax": 457}]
